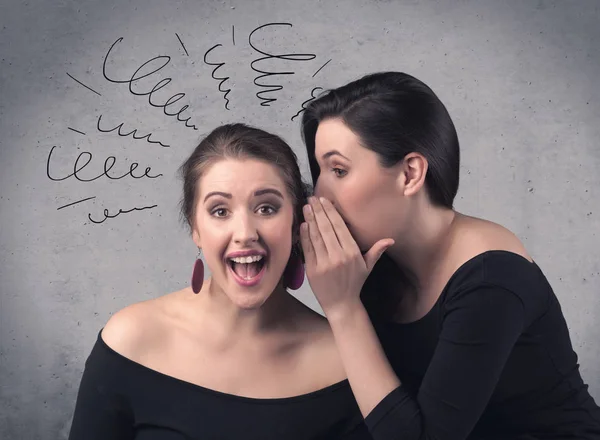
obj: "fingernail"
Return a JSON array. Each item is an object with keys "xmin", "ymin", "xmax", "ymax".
[
  {"xmin": 319, "ymin": 197, "xmax": 328, "ymax": 204},
  {"xmin": 303, "ymin": 204, "xmax": 312, "ymax": 215}
]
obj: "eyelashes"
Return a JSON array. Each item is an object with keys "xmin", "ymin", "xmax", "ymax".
[
  {"xmin": 257, "ymin": 205, "xmax": 277, "ymax": 215},
  {"xmin": 331, "ymin": 167, "xmax": 347, "ymax": 178},
  {"xmin": 209, "ymin": 203, "xmax": 280, "ymax": 218},
  {"xmin": 211, "ymin": 208, "xmax": 227, "ymax": 217}
]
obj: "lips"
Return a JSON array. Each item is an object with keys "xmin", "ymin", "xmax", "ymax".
[
  {"xmin": 225, "ymin": 249, "xmax": 268, "ymax": 287},
  {"xmin": 226, "ymin": 249, "xmax": 267, "ymax": 259},
  {"xmin": 227, "ymin": 260, "xmax": 267, "ymax": 287}
]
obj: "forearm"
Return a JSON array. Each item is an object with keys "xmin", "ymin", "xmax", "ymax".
[{"xmin": 327, "ymin": 301, "xmax": 401, "ymax": 417}]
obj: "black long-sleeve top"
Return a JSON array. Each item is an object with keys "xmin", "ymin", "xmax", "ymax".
[
  {"xmin": 363, "ymin": 250, "xmax": 600, "ymax": 439},
  {"xmin": 68, "ymin": 250, "xmax": 600, "ymax": 440}
]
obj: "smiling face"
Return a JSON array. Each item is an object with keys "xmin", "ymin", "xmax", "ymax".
[
  {"xmin": 192, "ymin": 158, "xmax": 294, "ymax": 309},
  {"xmin": 313, "ymin": 118, "xmax": 410, "ymax": 252}
]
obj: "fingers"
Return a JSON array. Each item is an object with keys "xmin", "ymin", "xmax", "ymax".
[
  {"xmin": 303, "ymin": 203, "xmax": 328, "ymax": 260},
  {"xmin": 317, "ymin": 197, "xmax": 360, "ymax": 252},
  {"xmin": 299, "ymin": 222, "xmax": 317, "ymax": 267},
  {"xmin": 364, "ymin": 238, "xmax": 395, "ymax": 272},
  {"xmin": 307, "ymin": 197, "xmax": 344, "ymax": 256}
]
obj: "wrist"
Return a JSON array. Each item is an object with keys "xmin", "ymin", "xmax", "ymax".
[{"xmin": 325, "ymin": 297, "xmax": 367, "ymax": 327}]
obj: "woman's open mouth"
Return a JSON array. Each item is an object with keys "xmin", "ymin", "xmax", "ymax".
[{"xmin": 227, "ymin": 254, "xmax": 267, "ymax": 287}]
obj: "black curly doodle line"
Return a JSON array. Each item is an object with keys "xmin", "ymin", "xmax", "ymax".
[
  {"xmin": 88, "ymin": 204, "xmax": 158, "ymax": 224},
  {"xmin": 203, "ymin": 44, "xmax": 232, "ymax": 110},
  {"xmin": 102, "ymin": 37, "xmax": 198, "ymax": 131},
  {"xmin": 96, "ymin": 114, "xmax": 170, "ymax": 148},
  {"xmin": 249, "ymin": 23, "xmax": 316, "ymax": 107},
  {"xmin": 291, "ymin": 87, "xmax": 324, "ymax": 121}
]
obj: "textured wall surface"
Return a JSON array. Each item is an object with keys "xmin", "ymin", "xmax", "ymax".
[{"xmin": 1, "ymin": 0, "xmax": 599, "ymax": 438}]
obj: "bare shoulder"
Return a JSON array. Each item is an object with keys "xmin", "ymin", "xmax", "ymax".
[
  {"xmin": 455, "ymin": 213, "xmax": 532, "ymax": 262},
  {"xmin": 101, "ymin": 291, "xmax": 182, "ymax": 361},
  {"xmin": 286, "ymin": 298, "xmax": 347, "ymax": 386}
]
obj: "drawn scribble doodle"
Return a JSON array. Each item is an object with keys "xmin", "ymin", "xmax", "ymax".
[
  {"xmin": 68, "ymin": 127, "xmax": 86, "ymax": 136},
  {"xmin": 46, "ymin": 146, "xmax": 163, "ymax": 182},
  {"xmin": 48, "ymin": 142, "xmax": 161, "ymax": 223},
  {"xmin": 102, "ymin": 37, "xmax": 198, "ymax": 130},
  {"xmin": 57, "ymin": 196, "xmax": 96, "ymax": 211},
  {"xmin": 175, "ymin": 33, "xmax": 189, "ymax": 56},
  {"xmin": 249, "ymin": 23, "xmax": 316, "ymax": 107},
  {"xmin": 66, "ymin": 72, "xmax": 102, "ymax": 96},
  {"xmin": 203, "ymin": 44, "xmax": 233, "ymax": 110},
  {"xmin": 56, "ymin": 25, "xmax": 332, "ymax": 225},
  {"xmin": 291, "ymin": 87, "xmax": 324, "ymax": 122},
  {"xmin": 96, "ymin": 115, "xmax": 170, "ymax": 148},
  {"xmin": 88, "ymin": 204, "xmax": 158, "ymax": 224},
  {"xmin": 312, "ymin": 59, "xmax": 331, "ymax": 78}
]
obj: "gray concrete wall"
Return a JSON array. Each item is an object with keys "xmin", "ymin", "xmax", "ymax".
[{"xmin": 1, "ymin": 0, "xmax": 598, "ymax": 438}]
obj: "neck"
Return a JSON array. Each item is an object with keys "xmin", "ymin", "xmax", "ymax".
[
  {"xmin": 386, "ymin": 199, "xmax": 457, "ymax": 288},
  {"xmin": 194, "ymin": 278, "xmax": 292, "ymax": 340}
]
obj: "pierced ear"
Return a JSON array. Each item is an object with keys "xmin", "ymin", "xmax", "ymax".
[{"xmin": 399, "ymin": 153, "xmax": 428, "ymax": 197}]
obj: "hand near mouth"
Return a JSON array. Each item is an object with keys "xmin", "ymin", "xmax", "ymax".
[{"xmin": 299, "ymin": 197, "xmax": 394, "ymax": 318}]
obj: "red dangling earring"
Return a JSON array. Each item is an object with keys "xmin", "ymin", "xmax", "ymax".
[
  {"xmin": 191, "ymin": 248, "xmax": 204, "ymax": 294},
  {"xmin": 283, "ymin": 251, "xmax": 305, "ymax": 290}
]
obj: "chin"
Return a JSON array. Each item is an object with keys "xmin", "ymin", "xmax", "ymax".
[
  {"xmin": 227, "ymin": 277, "xmax": 280, "ymax": 309},
  {"xmin": 229, "ymin": 291, "xmax": 271, "ymax": 310}
]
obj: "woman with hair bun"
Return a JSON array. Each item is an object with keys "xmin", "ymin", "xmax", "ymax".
[{"xmin": 68, "ymin": 123, "xmax": 370, "ymax": 440}]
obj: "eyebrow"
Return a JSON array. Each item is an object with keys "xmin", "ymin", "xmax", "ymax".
[
  {"xmin": 322, "ymin": 150, "xmax": 351, "ymax": 162},
  {"xmin": 203, "ymin": 188, "xmax": 284, "ymax": 202}
]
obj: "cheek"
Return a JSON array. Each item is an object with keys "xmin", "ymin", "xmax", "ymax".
[
  {"xmin": 196, "ymin": 218, "xmax": 228, "ymax": 258},
  {"xmin": 263, "ymin": 214, "xmax": 294, "ymax": 258},
  {"xmin": 324, "ymin": 176, "xmax": 372, "ymax": 219},
  {"xmin": 329, "ymin": 178, "xmax": 388, "ymax": 246},
  {"xmin": 270, "ymin": 217, "xmax": 293, "ymax": 246}
]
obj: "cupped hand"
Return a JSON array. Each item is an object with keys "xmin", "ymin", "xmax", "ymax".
[{"xmin": 299, "ymin": 197, "xmax": 394, "ymax": 317}]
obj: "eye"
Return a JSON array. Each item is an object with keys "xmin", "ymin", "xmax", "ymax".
[
  {"xmin": 332, "ymin": 167, "xmax": 347, "ymax": 178},
  {"xmin": 211, "ymin": 208, "xmax": 228, "ymax": 218},
  {"xmin": 257, "ymin": 205, "xmax": 277, "ymax": 216}
]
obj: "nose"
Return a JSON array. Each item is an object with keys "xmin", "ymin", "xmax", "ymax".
[
  {"xmin": 314, "ymin": 177, "xmax": 333, "ymax": 201},
  {"xmin": 232, "ymin": 211, "xmax": 259, "ymax": 245}
]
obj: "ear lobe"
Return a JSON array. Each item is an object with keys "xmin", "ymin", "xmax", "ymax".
[
  {"xmin": 192, "ymin": 229, "xmax": 202, "ymax": 248},
  {"xmin": 401, "ymin": 153, "xmax": 428, "ymax": 197}
]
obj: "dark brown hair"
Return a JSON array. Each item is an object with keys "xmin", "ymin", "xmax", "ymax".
[
  {"xmin": 301, "ymin": 71, "xmax": 460, "ymax": 209},
  {"xmin": 178, "ymin": 123, "xmax": 310, "ymax": 255},
  {"xmin": 301, "ymin": 72, "xmax": 461, "ymax": 318}
]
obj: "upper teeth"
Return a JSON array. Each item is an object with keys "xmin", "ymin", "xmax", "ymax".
[{"xmin": 230, "ymin": 255, "xmax": 263, "ymax": 264}]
